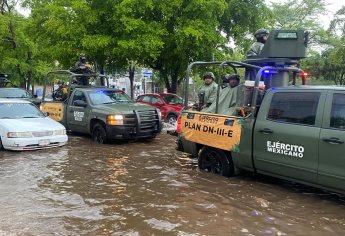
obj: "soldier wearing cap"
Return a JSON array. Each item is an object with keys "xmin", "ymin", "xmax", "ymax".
[
  {"xmin": 198, "ymin": 72, "xmax": 220, "ymax": 110},
  {"xmin": 247, "ymin": 29, "xmax": 269, "ymax": 58}
]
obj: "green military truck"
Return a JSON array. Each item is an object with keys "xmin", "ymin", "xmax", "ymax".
[
  {"xmin": 40, "ymin": 70, "xmax": 162, "ymax": 143},
  {"xmin": 177, "ymin": 30, "xmax": 345, "ymax": 194}
]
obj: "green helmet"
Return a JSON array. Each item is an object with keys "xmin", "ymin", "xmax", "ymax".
[
  {"xmin": 203, "ymin": 72, "xmax": 215, "ymax": 80},
  {"xmin": 254, "ymin": 29, "xmax": 269, "ymax": 39}
]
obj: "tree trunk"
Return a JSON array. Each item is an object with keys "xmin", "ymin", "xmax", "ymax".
[
  {"xmin": 128, "ymin": 62, "xmax": 135, "ymax": 99},
  {"xmin": 27, "ymin": 51, "xmax": 33, "ymax": 92},
  {"xmin": 170, "ymin": 68, "xmax": 179, "ymax": 94},
  {"xmin": 100, "ymin": 63, "xmax": 105, "ymax": 86},
  {"xmin": 161, "ymin": 69, "xmax": 171, "ymax": 93}
]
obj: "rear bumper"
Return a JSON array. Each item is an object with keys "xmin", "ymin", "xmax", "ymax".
[
  {"xmin": 175, "ymin": 138, "xmax": 184, "ymax": 151},
  {"xmin": 175, "ymin": 136, "xmax": 199, "ymax": 156},
  {"xmin": 1, "ymin": 135, "xmax": 68, "ymax": 151}
]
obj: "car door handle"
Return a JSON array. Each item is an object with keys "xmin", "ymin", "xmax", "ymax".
[
  {"xmin": 322, "ymin": 137, "xmax": 344, "ymax": 145},
  {"xmin": 259, "ymin": 128, "xmax": 273, "ymax": 134}
]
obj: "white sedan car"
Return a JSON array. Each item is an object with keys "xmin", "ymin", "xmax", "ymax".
[{"xmin": 0, "ymin": 99, "xmax": 68, "ymax": 151}]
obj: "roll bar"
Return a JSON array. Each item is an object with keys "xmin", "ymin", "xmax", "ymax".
[{"xmin": 42, "ymin": 70, "xmax": 109, "ymax": 101}]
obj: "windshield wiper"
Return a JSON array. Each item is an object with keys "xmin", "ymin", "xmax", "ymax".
[
  {"xmin": 102, "ymin": 102, "xmax": 117, "ymax": 104},
  {"xmin": 0, "ymin": 117, "xmax": 14, "ymax": 119}
]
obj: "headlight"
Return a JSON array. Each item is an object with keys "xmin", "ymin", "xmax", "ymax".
[
  {"xmin": 53, "ymin": 129, "xmax": 66, "ymax": 135},
  {"xmin": 157, "ymin": 110, "xmax": 162, "ymax": 119},
  {"xmin": 7, "ymin": 132, "xmax": 32, "ymax": 138},
  {"xmin": 107, "ymin": 114, "xmax": 124, "ymax": 125}
]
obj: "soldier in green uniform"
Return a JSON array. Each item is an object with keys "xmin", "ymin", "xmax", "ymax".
[
  {"xmin": 199, "ymin": 72, "xmax": 220, "ymax": 110},
  {"xmin": 204, "ymin": 74, "xmax": 243, "ymax": 116},
  {"xmin": 52, "ymin": 80, "xmax": 68, "ymax": 101},
  {"xmin": 247, "ymin": 29, "xmax": 269, "ymax": 58}
]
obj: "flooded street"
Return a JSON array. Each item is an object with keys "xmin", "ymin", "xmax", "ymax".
[{"xmin": 0, "ymin": 133, "xmax": 345, "ymax": 235}]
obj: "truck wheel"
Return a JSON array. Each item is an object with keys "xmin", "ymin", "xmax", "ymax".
[
  {"xmin": 92, "ymin": 123, "xmax": 108, "ymax": 144},
  {"xmin": 166, "ymin": 114, "xmax": 177, "ymax": 125},
  {"xmin": 198, "ymin": 147, "xmax": 233, "ymax": 177}
]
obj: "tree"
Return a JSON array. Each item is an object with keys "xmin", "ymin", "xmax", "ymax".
[
  {"xmin": 25, "ymin": 0, "xmax": 110, "ymax": 68},
  {"xmin": 25, "ymin": 0, "xmax": 269, "ymax": 94},
  {"xmin": 0, "ymin": 0, "xmax": 53, "ymax": 90},
  {"xmin": 303, "ymin": 6, "xmax": 345, "ymax": 85},
  {"xmin": 269, "ymin": 0, "xmax": 327, "ymax": 46},
  {"xmin": 220, "ymin": 0, "xmax": 270, "ymax": 52},
  {"xmin": 0, "ymin": 0, "xmax": 30, "ymax": 87}
]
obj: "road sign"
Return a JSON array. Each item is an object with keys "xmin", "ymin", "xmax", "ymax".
[{"xmin": 143, "ymin": 71, "xmax": 153, "ymax": 76}]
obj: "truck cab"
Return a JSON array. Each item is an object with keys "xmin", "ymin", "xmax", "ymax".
[
  {"xmin": 177, "ymin": 30, "xmax": 345, "ymax": 194},
  {"xmin": 40, "ymin": 70, "xmax": 162, "ymax": 143}
]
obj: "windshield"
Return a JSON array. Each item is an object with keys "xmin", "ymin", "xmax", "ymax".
[
  {"xmin": 161, "ymin": 94, "xmax": 183, "ymax": 105},
  {"xmin": 88, "ymin": 90, "xmax": 133, "ymax": 105},
  {"xmin": 0, "ymin": 103, "xmax": 45, "ymax": 119},
  {"xmin": 0, "ymin": 88, "xmax": 33, "ymax": 99}
]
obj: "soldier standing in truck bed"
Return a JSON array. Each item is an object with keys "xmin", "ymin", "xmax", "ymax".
[
  {"xmin": 71, "ymin": 53, "xmax": 95, "ymax": 85},
  {"xmin": 247, "ymin": 29, "xmax": 269, "ymax": 58}
]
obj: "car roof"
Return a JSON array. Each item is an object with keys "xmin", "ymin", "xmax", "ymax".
[
  {"xmin": 271, "ymin": 85, "xmax": 345, "ymax": 91},
  {"xmin": 0, "ymin": 87, "xmax": 26, "ymax": 90},
  {"xmin": 76, "ymin": 87, "xmax": 123, "ymax": 92},
  {"xmin": 0, "ymin": 98, "xmax": 31, "ymax": 103},
  {"xmin": 138, "ymin": 93, "xmax": 179, "ymax": 96}
]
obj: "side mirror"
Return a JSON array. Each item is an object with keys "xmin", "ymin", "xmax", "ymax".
[
  {"xmin": 73, "ymin": 100, "xmax": 87, "ymax": 107},
  {"xmin": 44, "ymin": 112, "xmax": 50, "ymax": 117},
  {"xmin": 154, "ymin": 101, "xmax": 163, "ymax": 106}
]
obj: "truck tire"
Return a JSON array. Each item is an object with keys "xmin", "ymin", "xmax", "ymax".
[
  {"xmin": 92, "ymin": 123, "xmax": 108, "ymax": 144},
  {"xmin": 198, "ymin": 147, "xmax": 233, "ymax": 177}
]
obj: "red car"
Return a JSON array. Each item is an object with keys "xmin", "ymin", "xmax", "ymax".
[{"xmin": 136, "ymin": 93, "xmax": 183, "ymax": 124}]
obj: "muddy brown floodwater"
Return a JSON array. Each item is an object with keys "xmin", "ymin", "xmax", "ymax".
[{"xmin": 0, "ymin": 133, "xmax": 345, "ymax": 236}]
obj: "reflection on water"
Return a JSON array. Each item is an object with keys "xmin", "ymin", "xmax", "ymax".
[{"xmin": 0, "ymin": 133, "xmax": 344, "ymax": 235}]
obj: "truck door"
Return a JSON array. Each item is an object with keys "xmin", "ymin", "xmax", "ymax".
[
  {"xmin": 318, "ymin": 91, "xmax": 345, "ymax": 192},
  {"xmin": 253, "ymin": 90, "xmax": 325, "ymax": 183},
  {"xmin": 66, "ymin": 90, "xmax": 89, "ymax": 133}
]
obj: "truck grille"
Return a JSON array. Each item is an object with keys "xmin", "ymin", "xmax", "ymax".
[{"xmin": 123, "ymin": 110, "xmax": 160, "ymax": 135}]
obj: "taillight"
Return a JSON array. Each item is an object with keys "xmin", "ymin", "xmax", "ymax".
[
  {"xmin": 301, "ymin": 71, "xmax": 308, "ymax": 85},
  {"xmin": 301, "ymin": 71, "xmax": 308, "ymax": 78},
  {"xmin": 176, "ymin": 116, "xmax": 181, "ymax": 134}
]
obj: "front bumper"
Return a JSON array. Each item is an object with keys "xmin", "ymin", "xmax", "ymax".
[
  {"xmin": 106, "ymin": 122, "xmax": 162, "ymax": 140},
  {"xmin": 1, "ymin": 135, "xmax": 68, "ymax": 151}
]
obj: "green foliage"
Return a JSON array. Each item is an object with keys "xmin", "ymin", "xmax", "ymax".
[
  {"xmin": 302, "ymin": 6, "xmax": 345, "ymax": 85},
  {"xmin": 220, "ymin": 0, "xmax": 270, "ymax": 52},
  {"xmin": 11, "ymin": 0, "xmax": 341, "ymax": 92},
  {"xmin": 269, "ymin": 0, "xmax": 327, "ymax": 46},
  {"xmin": 23, "ymin": 0, "xmax": 268, "ymax": 93}
]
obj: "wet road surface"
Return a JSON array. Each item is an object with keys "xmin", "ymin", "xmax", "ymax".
[{"xmin": 0, "ymin": 133, "xmax": 345, "ymax": 235}]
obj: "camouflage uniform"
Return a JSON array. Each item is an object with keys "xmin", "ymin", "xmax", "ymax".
[
  {"xmin": 246, "ymin": 42, "xmax": 265, "ymax": 58},
  {"xmin": 199, "ymin": 81, "xmax": 219, "ymax": 107},
  {"xmin": 53, "ymin": 86, "xmax": 68, "ymax": 101}
]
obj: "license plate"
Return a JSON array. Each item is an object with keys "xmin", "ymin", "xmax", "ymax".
[{"xmin": 39, "ymin": 139, "xmax": 50, "ymax": 146}]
